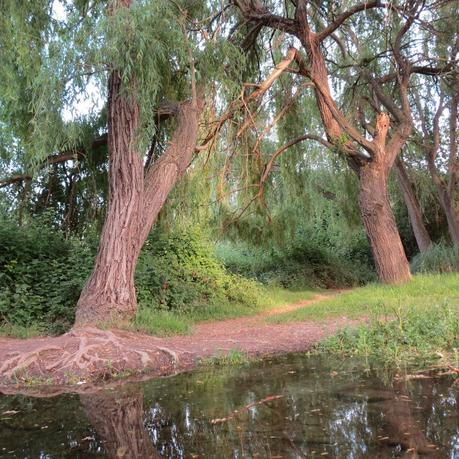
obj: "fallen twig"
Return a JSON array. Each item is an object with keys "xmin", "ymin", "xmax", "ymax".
[{"xmin": 210, "ymin": 394, "xmax": 284, "ymax": 424}]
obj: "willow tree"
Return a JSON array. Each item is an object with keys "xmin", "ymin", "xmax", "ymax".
[
  {"xmin": 0, "ymin": 0, "xmax": 244, "ymax": 325},
  {"xmin": 229, "ymin": 0, "xmax": 450, "ymax": 283}
]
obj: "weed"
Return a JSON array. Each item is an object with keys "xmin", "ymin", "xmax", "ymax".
[{"xmin": 199, "ymin": 349, "xmax": 251, "ymax": 366}]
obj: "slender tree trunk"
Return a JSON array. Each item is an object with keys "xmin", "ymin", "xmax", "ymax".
[
  {"xmin": 395, "ymin": 159, "xmax": 432, "ymax": 252},
  {"xmin": 427, "ymin": 164, "xmax": 459, "ymax": 246},
  {"xmin": 440, "ymin": 192, "xmax": 459, "ymax": 245},
  {"xmin": 425, "ymin": 94, "xmax": 459, "ymax": 245},
  {"xmin": 359, "ymin": 161, "xmax": 412, "ymax": 284}
]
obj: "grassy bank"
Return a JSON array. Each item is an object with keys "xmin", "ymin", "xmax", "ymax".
[{"xmin": 270, "ymin": 274, "xmax": 459, "ymax": 366}]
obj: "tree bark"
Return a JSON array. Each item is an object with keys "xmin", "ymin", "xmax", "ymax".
[
  {"xmin": 438, "ymin": 191, "xmax": 459, "ymax": 246},
  {"xmin": 294, "ymin": 13, "xmax": 411, "ymax": 284},
  {"xmin": 359, "ymin": 160, "xmax": 412, "ymax": 284},
  {"xmin": 75, "ymin": 70, "xmax": 144, "ymax": 325},
  {"xmin": 423, "ymin": 93, "xmax": 459, "ymax": 245},
  {"xmin": 395, "ymin": 158, "xmax": 432, "ymax": 252}
]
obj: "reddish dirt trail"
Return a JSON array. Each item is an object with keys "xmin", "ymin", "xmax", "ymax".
[{"xmin": 0, "ymin": 290, "xmax": 358, "ymax": 392}]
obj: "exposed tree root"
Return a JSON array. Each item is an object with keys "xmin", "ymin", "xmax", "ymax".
[{"xmin": 0, "ymin": 327, "xmax": 179, "ymax": 382}]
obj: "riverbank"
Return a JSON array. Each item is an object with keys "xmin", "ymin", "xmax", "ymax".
[{"xmin": 0, "ymin": 291, "xmax": 357, "ymax": 391}]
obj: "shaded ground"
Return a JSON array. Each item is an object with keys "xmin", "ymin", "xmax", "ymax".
[{"xmin": 0, "ymin": 291, "xmax": 359, "ymax": 393}]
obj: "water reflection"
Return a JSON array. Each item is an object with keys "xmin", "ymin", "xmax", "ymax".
[
  {"xmin": 0, "ymin": 355, "xmax": 458, "ymax": 458},
  {"xmin": 81, "ymin": 389, "xmax": 161, "ymax": 458}
]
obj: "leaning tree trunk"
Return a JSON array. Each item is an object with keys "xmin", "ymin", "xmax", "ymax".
[
  {"xmin": 297, "ymin": 26, "xmax": 411, "ymax": 284},
  {"xmin": 439, "ymin": 192, "xmax": 459, "ymax": 246},
  {"xmin": 395, "ymin": 158, "xmax": 432, "ymax": 252},
  {"xmin": 427, "ymin": 162, "xmax": 459, "ymax": 246},
  {"xmin": 359, "ymin": 161, "xmax": 412, "ymax": 284},
  {"xmin": 74, "ymin": 0, "xmax": 204, "ymax": 326}
]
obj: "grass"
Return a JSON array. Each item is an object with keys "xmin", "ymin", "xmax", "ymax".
[
  {"xmin": 268, "ymin": 273, "xmax": 459, "ymax": 323},
  {"xmin": 199, "ymin": 349, "xmax": 251, "ymax": 367},
  {"xmin": 127, "ymin": 285, "xmax": 316, "ymax": 336},
  {"xmin": 268, "ymin": 273, "xmax": 459, "ymax": 367},
  {"xmin": 0, "ymin": 323, "xmax": 45, "ymax": 339}
]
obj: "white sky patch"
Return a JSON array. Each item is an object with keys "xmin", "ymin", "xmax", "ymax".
[
  {"xmin": 62, "ymin": 79, "xmax": 105, "ymax": 122},
  {"xmin": 52, "ymin": 0, "xmax": 105, "ymax": 122},
  {"xmin": 52, "ymin": 0, "xmax": 67, "ymax": 21}
]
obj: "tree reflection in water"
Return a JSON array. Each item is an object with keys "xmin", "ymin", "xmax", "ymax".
[{"xmin": 81, "ymin": 388, "xmax": 161, "ymax": 458}]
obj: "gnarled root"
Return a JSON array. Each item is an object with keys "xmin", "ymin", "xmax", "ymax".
[{"xmin": 0, "ymin": 327, "xmax": 179, "ymax": 384}]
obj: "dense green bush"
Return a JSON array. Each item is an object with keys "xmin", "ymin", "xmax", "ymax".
[
  {"xmin": 216, "ymin": 232, "xmax": 375, "ymax": 289},
  {"xmin": 0, "ymin": 218, "xmax": 95, "ymax": 334},
  {"xmin": 411, "ymin": 244, "xmax": 459, "ymax": 274},
  {"xmin": 0, "ymin": 221, "xmax": 262, "ymax": 335},
  {"xmin": 136, "ymin": 229, "xmax": 260, "ymax": 313}
]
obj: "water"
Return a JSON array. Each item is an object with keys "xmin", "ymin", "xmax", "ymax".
[{"xmin": 0, "ymin": 354, "xmax": 458, "ymax": 458}]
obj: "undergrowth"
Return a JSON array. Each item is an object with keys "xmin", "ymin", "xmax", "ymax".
[
  {"xmin": 411, "ymin": 244, "xmax": 459, "ymax": 274},
  {"xmin": 0, "ymin": 220, "xmax": 316, "ymax": 338},
  {"xmin": 216, "ymin": 237, "xmax": 374, "ymax": 290}
]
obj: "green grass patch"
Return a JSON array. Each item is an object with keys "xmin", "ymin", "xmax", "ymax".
[
  {"xmin": 317, "ymin": 303, "xmax": 459, "ymax": 367},
  {"xmin": 199, "ymin": 349, "xmax": 251, "ymax": 367},
  {"xmin": 269, "ymin": 273, "xmax": 459, "ymax": 323},
  {"xmin": 0, "ymin": 323, "xmax": 46, "ymax": 339}
]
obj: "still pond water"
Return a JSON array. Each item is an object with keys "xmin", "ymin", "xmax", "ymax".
[{"xmin": 0, "ymin": 354, "xmax": 458, "ymax": 458}]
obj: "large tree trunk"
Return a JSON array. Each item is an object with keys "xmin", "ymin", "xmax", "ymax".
[
  {"xmin": 395, "ymin": 158, "xmax": 432, "ymax": 252},
  {"xmin": 75, "ymin": 98, "xmax": 203, "ymax": 326},
  {"xmin": 74, "ymin": 1, "xmax": 204, "ymax": 326},
  {"xmin": 296, "ymin": 20, "xmax": 411, "ymax": 284},
  {"xmin": 359, "ymin": 161, "xmax": 412, "ymax": 284},
  {"xmin": 75, "ymin": 70, "xmax": 144, "ymax": 325}
]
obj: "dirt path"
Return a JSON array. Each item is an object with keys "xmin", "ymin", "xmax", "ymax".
[{"xmin": 0, "ymin": 290, "xmax": 358, "ymax": 393}]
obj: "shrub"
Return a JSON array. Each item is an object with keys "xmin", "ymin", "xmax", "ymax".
[
  {"xmin": 0, "ymin": 221, "xmax": 264, "ymax": 334},
  {"xmin": 411, "ymin": 244, "xmax": 459, "ymax": 274},
  {"xmin": 136, "ymin": 229, "xmax": 261, "ymax": 313},
  {"xmin": 216, "ymin": 234, "xmax": 375, "ymax": 290},
  {"xmin": 0, "ymin": 218, "xmax": 94, "ymax": 334}
]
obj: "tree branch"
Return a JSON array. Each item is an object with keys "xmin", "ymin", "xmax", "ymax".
[
  {"xmin": 317, "ymin": 1, "xmax": 395, "ymax": 42},
  {"xmin": 0, "ymin": 134, "xmax": 107, "ymax": 189}
]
